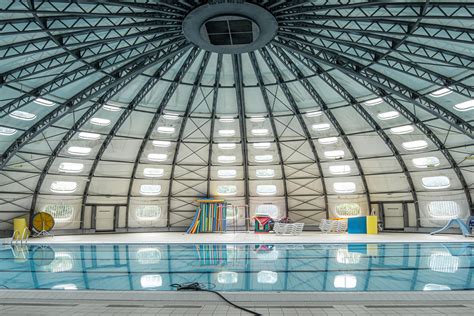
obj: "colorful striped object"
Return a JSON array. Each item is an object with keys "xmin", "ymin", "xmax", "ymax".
[{"xmin": 186, "ymin": 199, "xmax": 227, "ymax": 234}]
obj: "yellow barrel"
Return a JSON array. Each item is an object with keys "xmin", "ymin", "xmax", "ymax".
[
  {"xmin": 13, "ymin": 217, "xmax": 29, "ymax": 240},
  {"xmin": 366, "ymin": 215, "xmax": 378, "ymax": 234}
]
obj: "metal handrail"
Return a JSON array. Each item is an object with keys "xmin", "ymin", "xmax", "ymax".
[
  {"xmin": 10, "ymin": 230, "xmax": 20, "ymax": 245},
  {"xmin": 20, "ymin": 227, "xmax": 29, "ymax": 245}
]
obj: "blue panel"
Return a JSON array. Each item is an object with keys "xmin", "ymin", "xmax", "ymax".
[{"xmin": 348, "ymin": 216, "xmax": 367, "ymax": 234}]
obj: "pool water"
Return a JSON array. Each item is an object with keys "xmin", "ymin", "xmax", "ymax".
[{"xmin": 0, "ymin": 243, "xmax": 473, "ymax": 291}]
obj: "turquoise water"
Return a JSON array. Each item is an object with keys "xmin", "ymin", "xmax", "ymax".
[{"xmin": 0, "ymin": 243, "xmax": 473, "ymax": 291}]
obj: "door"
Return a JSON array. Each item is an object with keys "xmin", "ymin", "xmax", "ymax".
[
  {"xmin": 95, "ymin": 206, "xmax": 116, "ymax": 232},
  {"xmin": 383, "ymin": 203, "xmax": 404, "ymax": 230}
]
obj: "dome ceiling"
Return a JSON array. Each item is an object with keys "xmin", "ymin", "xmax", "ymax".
[{"xmin": 0, "ymin": 0, "xmax": 472, "ymax": 229}]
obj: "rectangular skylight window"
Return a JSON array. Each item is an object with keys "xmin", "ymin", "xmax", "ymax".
[
  {"xmin": 256, "ymin": 169, "xmax": 275, "ymax": 178},
  {"xmin": 217, "ymin": 169, "xmax": 237, "ymax": 178},
  {"xmin": 217, "ymin": 185, "xmax": 237, "ymax": 196},
  {"xmin": 34, "ymin": 97, "xmax": 55, "ymax": 107},
  {"xmin": 312, "ymin": 123, "xmax": 330, "ymax": 131},
  {"xmin": 152, "ymin": 140, "xmax": 171, "ymax": 148},
  {"xmin": 256, "ymin": 184, "xmax": 277, "ymax": 196},
  {"xmin": 0, "ymin": 126, "xmax": 17, "ymax": 136},
  {"xmin": 218, "ymin": 155, "xmax": 236, "ymax": 163},
  {"xmin": 430, "ymin": 87, "xmax": 452, "ymax": 97},
  {"xmin": 78, "ymin": 132, "xmax": 100, "ymax": 140},
  {"xmin": 333, "ymin": 182, "xmax": 356, "ymax": 193},
  {"xmin": 219, "ymin": 117, "xmax": 235, "ymax": 123},
  {"xmin": 140, "ymin": 184, "xmax": 162, "ymax": 196},
  {"xmin": 103, "ymin": 104, "xmax": 121, "ymax": 112},
  {"xmin": 422, "ymin": 176, "xmax": 450, "ymax": 190},
  {"xmin": 318, "ymin": 137, "xmax": 338, "ymax": 145},
  {"xmin": 402, "ymin": 140, "xmax": 428, "ymax": 151},
  {"xmin": 148, "ymin": 153, "xmax": 167, "ymax": 162},
  {"xmin": 453, "ymin": 100, "xmax": 474, "ymax": 112},
  {"xmin": 9, "ymin": 110, "xmax": 36, "ymax": 121},
  {"xmin": 90, "ymin": 117, "xmax": 111, "ymax": 126},
  {"xmin": 249, "ymin": 116, "xmax": 265, "ymax": 123},
  {"xmin": 218, "ymin": 143, "xmax": 236, "ymax": 150},
  {"xmin": 67, "ymin": 146, "xmax": 91, "ymax": 156},
  {"xmin": 255, "ymin": 154, "xmax": 273, "ymax": 162},
  {"xmin": 363, "ymin": 97, "xmax": 383, "ymax": 106},
  {"xmin": 390, "ymin": 125, "xmax": 414, "ymax": 135},
  {"xmin": 324, "ymin": 150, "xmax": 344, "ymax": 159},
  {"xmin": 251, "ymin": 128, "xmax": 269, "ymax": 136},
  {"xmin": 377, "ymin": 111, "xmax": 400, "ymax": 120},
  {"xmin": 143, "ymin": 168, "xmax": 164, "ymax": 178},
  {"xmin": 253, "ymin": 142, "xmax": 271, "ymax": 149},
  {"xmin": 305, "ymin": 111, "xmax": 322, "ymax": 118},
  {"xmin": 329, "ymin": 165, "xmax": 351, "ymax": 175},
  {"xmin": 163, "ymin": 113, "xmax": 180, "ymax": 120},
  {"xmin": 157, "ymin": 126, "xmax": 175, "ymax": 134},
  {"xmin": 412, "ymin": 157, "xmax": 440, "ymax": 168},
  {"xmin": 58, "ymin": 162, "xmax": 84, "ymax": 173},
  {"xmin": 50, "ymin": 181, "xmax": 77, "ymax": 194},
  {"xmin": 218, "ymin": 129, "xmax": 236, "ymax": 137}
]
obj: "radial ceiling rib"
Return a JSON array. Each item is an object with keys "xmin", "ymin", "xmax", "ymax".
[
  {"xmin": 27, "ymin": 44, "xmax": 190, "ymax": 223},
  {"xmin": 126, "ymin": 47, "xmax": 199, "ymax": 228},
  {"xmin": 81, "ymin": 50, "xmax": 190, "ymax": 228},
  {"xmin": 285, "ymin": 46, "xmax": 472, "ymax": 214},
  {"xmin": 248, "ymin": 51, "xmax": 290, "ymax": 217},
  {"xmin": 233, "ymin": 54, "xmax": 250, "ymax": 210},
  {"xmin": 267, "ymin": 46, "xmax": 374, "ymax": 211},
  {"xmin": 259, "ymin": 47, "xmax": 330, "ymax": 214},
  {"xmin": 206, "ymin": 54, "xmax": 223, "ymax": 197},
  {"xmin": 0, "ymin": 40, "xmax": 191, "ymax": 169},
  {"xmin": 274, "ymin": 1, "xmax": 474, "ymax": 18},
  {"xmin": 0, "ymin": 33, "xmax": 182, "ymax": 117},
  {"xmin": 271, "ymin": 46, "xmax": 421, "ymax": 222},
  {"xmin": 167, "ymin": 50, "xmax": 211, "ymax": 227},
  {"xmin": 273, "ymin": 37, "xmax": 473, "ymax": 138}
]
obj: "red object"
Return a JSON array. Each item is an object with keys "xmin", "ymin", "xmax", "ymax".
[{"xmin": 254, "ymin": 216, "xmax": 272, "ymax": 226}]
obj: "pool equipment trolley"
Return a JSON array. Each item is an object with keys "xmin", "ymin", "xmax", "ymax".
[{"xmin": 187, "ymin": 199, "xmax": 228, "ymax": 234}]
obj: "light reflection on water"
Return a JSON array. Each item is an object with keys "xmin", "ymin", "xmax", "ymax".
[{"xmin": 0, "ymin": 243, "xmax": 472, "ymax": 292}]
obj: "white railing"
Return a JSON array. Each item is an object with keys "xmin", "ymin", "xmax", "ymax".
[{"xmin": 10, "ymin": 227, "xmax": 30, "ymax": 245}]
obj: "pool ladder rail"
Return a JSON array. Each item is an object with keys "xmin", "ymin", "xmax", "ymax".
[{"xmin": 9, "ymin": 227, "xmax": 30, "ymax": 245}]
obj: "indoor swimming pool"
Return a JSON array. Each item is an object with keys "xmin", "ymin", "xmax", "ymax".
[{"xmin": 0, "ymin": 243, "xmax": 473, "ymax": 292}]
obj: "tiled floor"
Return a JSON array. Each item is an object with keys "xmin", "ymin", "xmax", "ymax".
[
  {"xmin": 21, "ymin": 231, "xmax": 474, "ymax": 245},
  {"xmin": 0, "ymin": 290, "xmax": 473, "ymax": 315}
]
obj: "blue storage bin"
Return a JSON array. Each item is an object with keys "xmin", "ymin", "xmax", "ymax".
[{"xmin": 348, "ymin": 216, "xmax": 367, "ymax": 234}]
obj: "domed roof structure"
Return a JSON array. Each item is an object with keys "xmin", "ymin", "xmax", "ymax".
[{"xmin": 0, "ymin": 0, "xmax": 472, "ymax": 231}]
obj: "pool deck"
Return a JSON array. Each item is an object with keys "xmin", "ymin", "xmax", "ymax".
[
  {"xmin": 0, "ymin": 289, "xmax": 473, "ymax": 315},
  {"xmin": 20, "ymin": 231, "xmax": 474, "ymax": 245}
]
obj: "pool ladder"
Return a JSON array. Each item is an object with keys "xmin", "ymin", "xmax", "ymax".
[{"xmin": 10, "ymin": 227, "xmax": 30, "ymax": 245}]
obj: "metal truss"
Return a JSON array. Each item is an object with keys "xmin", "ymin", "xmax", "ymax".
[
  {"xmin": 273, "ymin": 36, "xmax": 473, "ymax": 137},
  {"xmin": 0, "ymin": 41, "xmax": 191, "ymax": 170},
  {"xmin": 206, "ymin": 54, "xmax": 223, "ymax": 197},
  {"xmin": 126, "ymin": 47, "xmax": 200, "ymax": 227},
  {"xmin": 167, "ymin": 51, "xmax": 211, "ymax": 227},
  {"xmin": 278, "ymin": 27, "xmax": 474, "ymax": 98},
  {"xmin": 274, "ymin": 2, "xmax": 474, "ymax": 20},
  {"xmin": 283, "ymin": 45, "xmax": 473, "ymax": 215},
  {"xmin": 0, "ymin": 33, "xmax": 183, "ymax": 117},
  {"xmin": 266, "ymin": 46, "xmax": 373, "ymax": 213},
  {"xmin": 81, "ymin": 50, "xmax": 188, "ymax": 227},
  {"xmin": 26, "ymin": 44, "xmax": 190, "ymax": 224},
  {"xmin": 248, "ymin": 51, "xmax": 289, "ymax": 216},
  {"xmin": 233, "ymin": 55, "xmax": 250, "ymax": 210},
  {"xmin": 259, "ymin": 47, "xmax": 329, "ymax": 216},
  {"xmin": 271, "ymin": 46, "xmax": 421, "ymax": 223}
]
